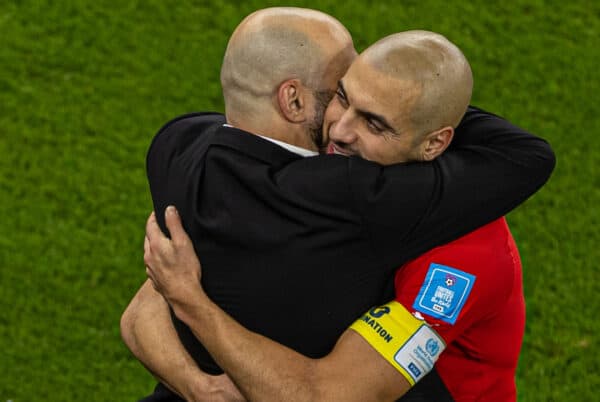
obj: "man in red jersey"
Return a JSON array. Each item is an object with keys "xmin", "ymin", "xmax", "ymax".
[
  {"xmin": 141, "ymin": 30, "xmax": 544, "ymax": 402},
  {"xmin": 352, "ymin": 217, "xmax": 525, "ymax": 400}
]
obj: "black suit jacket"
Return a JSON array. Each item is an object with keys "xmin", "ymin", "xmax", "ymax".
[{"xmin": 146, "ymin": 107, "xmax": 554, "ymax": 380}]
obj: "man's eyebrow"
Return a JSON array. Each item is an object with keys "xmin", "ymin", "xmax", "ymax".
[
  {"xmin": 338, "ymin": 80, "xmax": 397, "ymax": 135},
  {"xmin": 358, "ymin": 110, "xmax": 396, "ymax": 134}
]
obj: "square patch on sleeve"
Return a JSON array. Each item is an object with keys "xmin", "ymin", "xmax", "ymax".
[{"xmin": 412, "ymin": 263, "xmax": 476, "ymax": 325}]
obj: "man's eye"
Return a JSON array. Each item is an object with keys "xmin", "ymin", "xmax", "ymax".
[
  {"xmin": 367, "ymin": 120, "xmax": 384, "ymax": 133},
  {"xmin": 336, "ymin": 90, "xmax": 348, "ymax": 106}
]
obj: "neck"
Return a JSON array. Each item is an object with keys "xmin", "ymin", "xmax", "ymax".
[
  {"xmin": 228, "ymin": 113, "xmax": 317, "ymax": 152},
  {"xmin": 265, "ymin": 124, "xmax": 317, "ymax": 152}
]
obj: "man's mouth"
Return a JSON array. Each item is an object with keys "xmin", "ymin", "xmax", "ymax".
[{"xmin": 327, "ymin": 142, "xmax": 352, "ymax": 156}]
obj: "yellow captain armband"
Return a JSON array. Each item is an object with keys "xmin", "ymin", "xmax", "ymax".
[{"xmin": 349, "ymin": 301, "xmax": 446, "ymax": 385}]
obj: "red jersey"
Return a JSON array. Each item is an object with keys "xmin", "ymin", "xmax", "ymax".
[{"xmin": 394, "ymin": 218, "xmax": 525, "ymax": 401}]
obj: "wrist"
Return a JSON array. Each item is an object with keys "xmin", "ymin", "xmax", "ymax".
[
  {"xmin": 170, "ymin": 288, "xmax": 214, "ymax": 326},
  {"xmin": 181, "ymin": 372, "xmax": 218, "ymax": 402}
]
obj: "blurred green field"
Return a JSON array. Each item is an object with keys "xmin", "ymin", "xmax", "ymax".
[{"xmin": 0, "ymin": 0, "xmax": 597, "ymax": 401}]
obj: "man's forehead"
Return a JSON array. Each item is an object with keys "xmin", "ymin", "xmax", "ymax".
[{"xmin": 342, "ymin": 58, "xmax": 422, "ymax": 124}]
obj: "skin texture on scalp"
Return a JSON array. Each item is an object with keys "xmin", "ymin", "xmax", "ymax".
[
  {"xmin": 323, "ymin": 30, "xmax": 473, "ymax": 164},
  {"xmin": 361, "ymin": 30, "xmax": 473, "ymax": 137},
  {"xmin": 220, "ymin": 7, "xmax": 355, "ymax": 134}
]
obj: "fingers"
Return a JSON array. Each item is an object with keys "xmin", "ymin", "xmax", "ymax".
[
  {"xmin": 145, "ymin": 265, "xmax": 153, "ymax": 280},
  {"xmin": 145, "ymin": 265, "xmax": 157, "ymax": 289},
  {"xmin": 144, "ymin": 212, "xmax": 166, "ymax": 277},
  {"xmin": 144, "ymin": 206, "xmax": 191, "ymax": 297},
  {"xmin": 143, "ymin": 235, "xmax": 153, "ymax": 270},
  {"xmin": 145, "ymin": 211, "xmax": 164, "ymax": 242},
  {"xmin": 164, "ymin": 205, "xmax": 189, "ymax": 246}
]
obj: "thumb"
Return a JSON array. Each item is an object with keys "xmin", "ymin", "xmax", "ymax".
[{"xmin": 165, "ymin": 205, "xmax": 188, "ymax": 245}]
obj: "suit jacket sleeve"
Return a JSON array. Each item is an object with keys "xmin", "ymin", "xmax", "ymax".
[
  {"xmin": 146, "ymin": 112, "xmax": 225, "ymax": 234},
  {"xmin": 352, "ymin": 106, "xmax": 555, "ymax": 268}
]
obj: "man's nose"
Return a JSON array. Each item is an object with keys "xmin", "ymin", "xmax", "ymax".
[{"xmin": 330, "ymin": 112, "xmax": 357, "ymax": 144}]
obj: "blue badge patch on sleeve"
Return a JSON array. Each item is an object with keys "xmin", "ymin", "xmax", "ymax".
[{"xmin": 412, "ymin": 263, "xmax": 476, "ymax": 325}]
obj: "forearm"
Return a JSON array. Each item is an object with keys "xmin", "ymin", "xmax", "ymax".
[
  {"xmin": 172, "ymin": 293, "xmax": 410, "ymax": 402},
  {"xmin": 172, "ymin": 292, "xmax": 322, "ymax": 402},
  {"xmin": 120, "ymin": 280, "xmax": 217, "ymax": 401},
  {"xmin": 452, "ymin": 106, "xmax": 555, "ymax": 192},
  {"xmin": 378, "ymin": 107, "xmax": 554, "ymax": 263}
]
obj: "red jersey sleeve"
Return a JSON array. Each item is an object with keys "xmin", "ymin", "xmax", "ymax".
[{"xmin": 393, "ymin": 219, "xmax": 518, "ymax": 345}]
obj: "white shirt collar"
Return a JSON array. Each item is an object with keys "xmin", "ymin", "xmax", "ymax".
[
  {"xmin": 257, "ymin": 136, "xmax": 318, "ymax": 157},
  {"xmin": 223, "ymin": 124, "xmax": 318, "ymax": 157}
]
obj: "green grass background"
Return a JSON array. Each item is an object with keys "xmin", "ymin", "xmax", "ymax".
[{"xmin": 0, "ymin": 0, "xmax": 597, "ymax": 400}]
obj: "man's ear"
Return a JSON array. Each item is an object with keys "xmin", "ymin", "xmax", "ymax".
[
  {"xmin": 420, "ymin": 126, "xmax": 454, "ymax": 161},
  {"xmin": 277, "ymin": 79, "xmax": 307, "ymax": 123}
]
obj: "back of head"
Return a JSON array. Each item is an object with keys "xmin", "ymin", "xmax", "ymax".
[
  {"xmin": 362, "ymin": 30, "xmax": 473, "ymax": 136},
  {"xmin": 220, "ymin": 7, "xmax": 354, "ymax": 128}
]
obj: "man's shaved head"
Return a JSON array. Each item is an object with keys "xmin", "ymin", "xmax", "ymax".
[
  {"xmin": 221, "ymin": 7, "xmax": 355, "ymax": 132},
  {"xmin": 361, "ymin": 30, "xmax": 473, "ymax": 136},
  {"xmin": 325, "ymin": 30, "xmax": 473, "ymax": 164}
]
